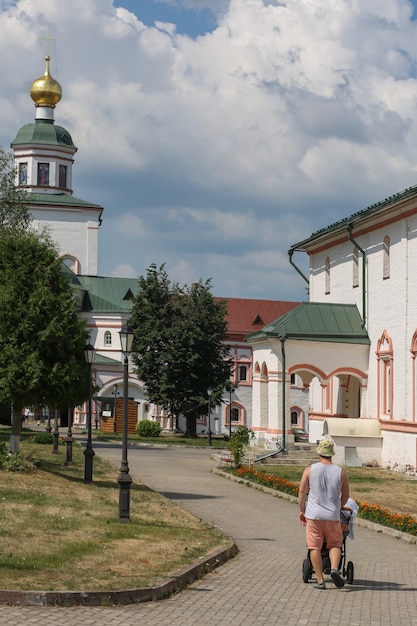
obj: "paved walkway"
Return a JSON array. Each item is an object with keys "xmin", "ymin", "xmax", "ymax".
[{"xmin": 1, "ymin": 441, "xmax": 417, "ymax": 625}]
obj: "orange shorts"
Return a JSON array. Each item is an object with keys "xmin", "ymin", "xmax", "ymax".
[{"xmin": 305, "ymin": 519, "xmax": 343, "ymax": 550}]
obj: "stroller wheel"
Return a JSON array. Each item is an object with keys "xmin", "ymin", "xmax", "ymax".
[
  {"xmin": 346, "ymin": 561, "xmax": 354, "ymax": 584},
  {"xmin": 302, "ymin": 558, "xmax": 312, "ymax": 583}
]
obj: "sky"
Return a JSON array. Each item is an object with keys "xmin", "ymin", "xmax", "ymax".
[{"xmin": 2, "ymin": 0, "xmax": 417, "ymax": 301}]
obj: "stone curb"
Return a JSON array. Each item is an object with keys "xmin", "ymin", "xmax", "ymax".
[
  {"xmin": 0, "ymin": 542, "xmax": 238, "ymax": 607},
  {"xmin": 213, "ymin": 468, "xmax": 417, "ymax": 545}
]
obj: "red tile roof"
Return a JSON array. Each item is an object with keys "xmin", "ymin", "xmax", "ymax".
[{"xmin": 218, "ymin": 298, "xmax": 301, "ymax": 341}]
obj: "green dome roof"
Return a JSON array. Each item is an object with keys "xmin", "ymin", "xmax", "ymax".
[{"xmin": 11, "ymin": 119, "xmax": 76, "ymax": 150}]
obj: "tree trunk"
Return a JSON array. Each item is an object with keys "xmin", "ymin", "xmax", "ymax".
[
  {"xmin": 9, "ymin": 405, "xmax": 23, "ymax": 453},
  {"xmin": 184, "ymin": 414, "xmax": 197, "ymax": 438}
]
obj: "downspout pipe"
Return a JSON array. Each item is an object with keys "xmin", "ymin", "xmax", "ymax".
[
  {"xmin": 280, "ymin": 336, "xmax": 287, "ymax": 451},
  {"xmin": 288, "ymin": 249, "xmax": 309, "ymax": 285},
  {"xmin": 347, "ymin": 224, "xmax": 366, "ymax": 327}
]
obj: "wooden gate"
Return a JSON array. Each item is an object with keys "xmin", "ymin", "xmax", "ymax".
[{"xmin": 100, "ymin": 398, "xmax": 137, "ymax": 435}]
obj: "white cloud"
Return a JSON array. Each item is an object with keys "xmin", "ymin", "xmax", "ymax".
[
  {"xmin": 110, "ymin": 263, "xmax": 137, "ymax": 278},
  {"xmin": 3, "ymin": 0, "xmax": 417, "ymax": 300}
]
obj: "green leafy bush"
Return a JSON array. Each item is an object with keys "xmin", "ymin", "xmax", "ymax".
[
  {"xmin": 229, "ymin": 426, "xmax": 255, "ymax": 468},
  {"xmin": 0, "ymin": 442, "xmax": 39, "ymax": 472},
  {"xmin": 33, "ymin": 432, "xmax": 53, "ymax": 445},
  {"xmin": 4, "ymin": 452, "xmax": 39, "ymax": 472},
  {"xmin": 136, "ymin": 419, "xmax": 162, "ymax": 437},
  {"xmin": 0, "ymin": 441, "xmax": 8, "ymax": 466}
]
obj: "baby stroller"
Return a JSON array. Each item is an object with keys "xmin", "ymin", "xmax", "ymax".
[{"xmin": 302, "ymin": 505, "xmax": 355, "ymax": 585}]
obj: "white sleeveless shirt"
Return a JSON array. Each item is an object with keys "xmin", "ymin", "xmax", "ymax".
[{"xmin": 305, "ymin": 462, "xmax": 342, "ymax": 521}]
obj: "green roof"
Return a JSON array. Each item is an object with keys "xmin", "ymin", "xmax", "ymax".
[
  {"xmin": 71, "ymin": 275, "xmax": 139, "ymax": 313},
  {"xmin": 24, "ymin": 192, "xmax": 102, "ymax": 210},
  {"xmin": 246, "ymin": 302, "xmax": 370, "ymax": 344},
  {"xmin": 11, "ymin": 119, "xmax": 76, "ymax": 149},
  {"xmin": 290, "ymin": 183, "xmax": 417, "ymax": 252},
  {"xmin": 93, "ymin": 354, "xmax": 122, "ymax": 366}
]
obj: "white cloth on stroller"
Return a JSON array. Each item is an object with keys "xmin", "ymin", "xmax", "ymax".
[{"xmin": 344, "ymin": 497, "xmax": 358, "ymax": 539}]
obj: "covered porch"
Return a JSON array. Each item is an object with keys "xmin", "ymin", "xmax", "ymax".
[{"xmin": 247, "ymin": 302, "xmax": 371, "ymax": 451}]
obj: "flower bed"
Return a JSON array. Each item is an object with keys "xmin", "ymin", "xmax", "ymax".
[
  {"xmin": 235, "ymin": 465, "xmax": 299, "ymax": 498},
  {"xmin": 359, "ymin": 501, "xmax": 417, "ymax": 534},
  {"xmin": 233, "ymin": 465, "xmax": 417, "ymax": 537}
]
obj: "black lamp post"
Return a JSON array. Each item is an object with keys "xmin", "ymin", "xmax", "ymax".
[
  {"xmin": 113, "ymin": 383, "xmax": 119, "ymax": 434},
  {"xmin": 52, "ymin": 408, "xmax": 59, "ymax": 454},
  {"xmin": 66, "ymin": 407, "xmax": 74, "ymax": 464},
  {"xmin": 118, "ymin": 323, "xmax": 134, "ymax": 521},
  {"xmin": 206, "ymin": 387, "xmax": 213, "ymax": 446},
  {"xmin": 229, "ymin": 386, "xmax": 232, "ymax": 440},
  {"xmin": 84, "ymin": 342, "xmax": 95, "ymax": 483},
  {"xmin": 45, "ymin": 410, "xmax": 52, "ymax": 434}
]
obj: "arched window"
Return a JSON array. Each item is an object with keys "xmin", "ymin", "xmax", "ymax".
[
  {"xmin": 383, "ymin": 236, "xmax": 390, "ymax": 279},
  {"xmin": 231, "ymin": 407, "xmax": 239, "ymax": 422},
  {"xmin": 104, "ymin": 330, "xmax": 112, "ymax": 346},
  {"xmin": 291, "ymin": 410, "xmax": 299, "ymax": 427},
  {"xmin": 226, "ymin": 404, "xmax": 244, "ymax": 426},
  {"xmin": 325, "ymin": 256, "xmax": 330, "ymax": 294},
  {"xmin": 352, "ymin": 247, "xmax": 359, "ymax": 288},
  {"xmin": 61, "ymin": 255, "xmax": 80, "ymax": 275}
]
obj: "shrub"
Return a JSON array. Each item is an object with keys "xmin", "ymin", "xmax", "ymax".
[
  {"xmin": 4, "ymin": 452, "xmax": 39, "ymax": 472},
  {"xmin": 229, "ymin": 426, "xmax": 255, "ymax": 468},
  {"xmin": 33, "ymin": 432, "xmax": 53, "ymax": 445},
  {"xmin": 136, "ymin": 419, "xmax": 162, "ymax": 437},
  {"xmin": 0, "ymin": 441, "xmax": 8, "ymax": 467}
]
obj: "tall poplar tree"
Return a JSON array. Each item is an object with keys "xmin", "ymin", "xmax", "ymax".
[{"xmin": 130, "ymin": 265, "xmax": 232, "ymax": 437}]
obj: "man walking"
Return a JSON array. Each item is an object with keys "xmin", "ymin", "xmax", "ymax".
[{"xmin": 299, "ymin": 436, "xmax": 350, "ymax": 589}]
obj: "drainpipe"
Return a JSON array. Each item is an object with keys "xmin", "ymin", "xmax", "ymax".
[
  {"xmin": 280, "ymin": 336, "xmax": 287, "ymax": 450},
  {"xmin": 347, "ymin": 224, "xmax": 366, "ymax": 327},
  {"xmin": 288, "ymin": 249, "xmax": 309, "ymax": 285}
]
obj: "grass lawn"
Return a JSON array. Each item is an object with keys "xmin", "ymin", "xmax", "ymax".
[{"xmin": 0, "ymin": 428, "xmax": 227, "ymax": 592}]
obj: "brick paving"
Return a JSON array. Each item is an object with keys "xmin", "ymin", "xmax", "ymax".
[{"xmin": 1, "ymin": 442, "xmax": 417, "ymax": 625}]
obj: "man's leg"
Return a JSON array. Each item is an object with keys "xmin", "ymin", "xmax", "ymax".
[
  {"xmin": 306, "ymin": 520, "xmax": 326, "ymax": 588},
  {"xmin": 329, "ymin": 546, "xmax": 344, "ymax": 587},
  {"xmin": 309, "ymin": 549, "xmax": 324, "ymax": 583}
]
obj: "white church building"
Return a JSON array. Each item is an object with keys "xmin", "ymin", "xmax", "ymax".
[{"xmin": 248, "ymin": 186, "xmax": 417, "ymax": 472}]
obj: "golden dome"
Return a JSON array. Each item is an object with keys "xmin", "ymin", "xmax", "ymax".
[{"xmin": 30, "ymin": 55, "xmax": 62, "ymax": 108}]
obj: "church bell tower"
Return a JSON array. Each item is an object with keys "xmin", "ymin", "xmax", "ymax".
[{"xmin": 10, "ymin": 53, "xmax": 103, "ymax": 276}]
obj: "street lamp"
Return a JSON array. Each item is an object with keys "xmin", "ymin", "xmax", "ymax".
[
  {"xmin": 84, "ymin": 342, "xmax": 95, "ymax": 483},
  {"xmin": 66, "ymin": 407, "xmax": 74, "ymax": 465},
  {"xmin": 229, "ymin": 386, "xmax": 232, "ymax": 440},
  {"xmin": 118, "ymin": 323, "xmax": 134, "ymax": 521},
  {"xmin": 206, "ymin": 387, "xmax": 213, "ymax": 446},
  {"xmin": 113, "ymin": 383, "xmax": 119, "ymax": 434},
  {"xmin": 52, "ymin": 408, "xmax": 59, "ymax": 454}
]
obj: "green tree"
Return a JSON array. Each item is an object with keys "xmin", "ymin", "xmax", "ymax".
[
  {"xmin": 0, "ymin": 148, "xmax": 30, "ymax": 231},
  {"xmin": 130, "ymin": 264, "xmax": 232, "ymax": 437},
  {"xmin": 0, "ymin": 228, "xmax": 90, "ymax": 452}
]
